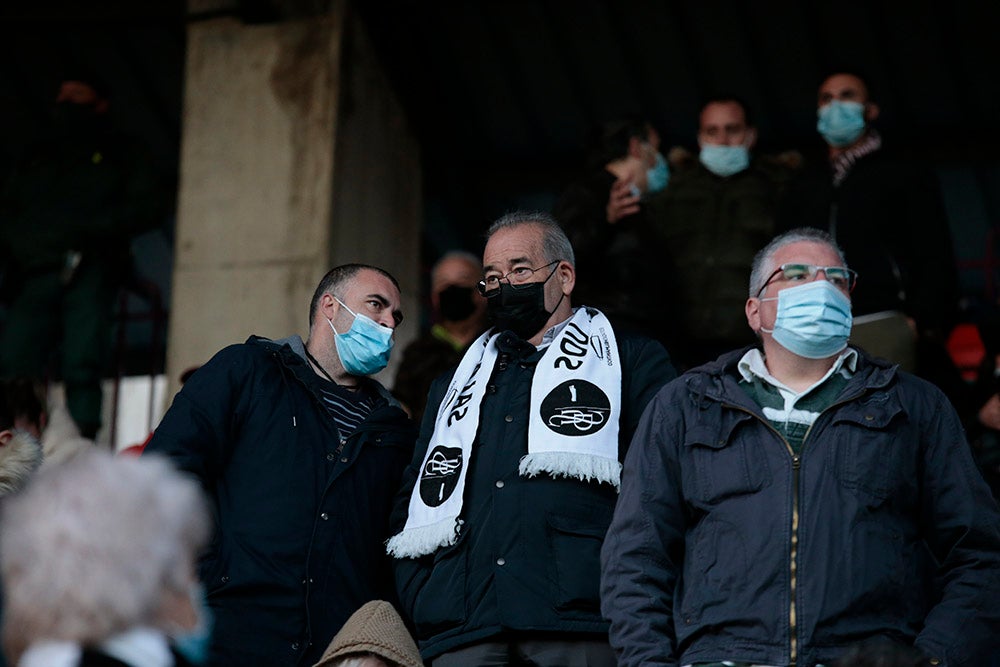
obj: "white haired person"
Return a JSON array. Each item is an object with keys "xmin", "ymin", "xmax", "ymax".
[
  {"xmin": 0, "ymin": 449, "xmax": 212, "ymax": 667},
  {"xmin": 0, "ymin": 378, "xmax": 43, "ymax": 498}
]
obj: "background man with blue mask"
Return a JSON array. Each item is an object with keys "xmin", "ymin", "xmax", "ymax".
[
  {"xmin": 145, "ymin": 263, "xmax": 416, "ymax": 666},
  {"xmin": 641, "ymin": 97, "xmax": 798, "ymax": 370},
  {"xmin": 553, "ymin": 118, "xmax": 672, "ymax": 345},
  {"xmin": 778, "ymin": 71, "xmax": 960, "ymax": 401},
  {"xmin": 602, "ymin": 226, "xmax": 1000, "ymax": 667}
]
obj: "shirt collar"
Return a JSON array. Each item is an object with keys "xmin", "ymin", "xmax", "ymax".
[
  {"xmin": 537, "ymin": 307, "xmax": 578, "ymax": 349},
  {"xmin": 738, "ymin": 346, "xmax": 858, "ymax": 392}
]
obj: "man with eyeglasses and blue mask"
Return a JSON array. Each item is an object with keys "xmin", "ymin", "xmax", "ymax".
[
  {"xmin": 388, "ymin": 211, "xmax": 675, "ymax": 666},
  {"xmin": 601, "ymin": 227, "xmax": 1000, "ymax": 667},
  {"xmin": 778, "ymin": 71, "xmax": 959, "ymax": 385},
  {"xmin": 145, "ymin": 264, "xmax": 416, "ymax": 666}
]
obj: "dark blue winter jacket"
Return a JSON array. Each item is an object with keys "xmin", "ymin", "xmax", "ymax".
[
  {"xmin": 601, "ymin": 347, "xmax": 1000, "ymax": 667},
  {"xmin": 146, "ymin": 335, "xmax": 415, "ymax": 666}
]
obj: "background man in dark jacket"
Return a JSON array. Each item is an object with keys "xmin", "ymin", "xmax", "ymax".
[
  {"xmin": 552, "ymin": 119, "xmax": 669, "ymax": 342},
  {"xmin": 644, "ymin": 97, "xmax": 795, "ymax": 369},
  {"xmin": 145, "ymin": 264, "xmax": 415, "ymax": 666},
  {"xmin": 393, "ymin": 250, "xmax": 487, "ymax": 424},
  {"xmin": 0, "ymin": 74, "xmax": 163, "ymax": 438},
  {"xmin": 601, "ymin": 228, "xmax": 1000, "ymax": 667},
  {"xmin": 389, "ymin": 211, "xmax": 675, "ymax": 665},
  {"xmin": 778, "ymin": 71, "xmax": 959, "ymax": 382}
]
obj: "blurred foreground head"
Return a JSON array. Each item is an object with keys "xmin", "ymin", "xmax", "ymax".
[{"xmin": 0, "ymin": 449, "xmax": 210, "ymax": 663}]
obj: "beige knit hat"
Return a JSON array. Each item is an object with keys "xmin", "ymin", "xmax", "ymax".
[{"xmin": 313, "ymin": 600, "xmax": 424, "ymax": 667}]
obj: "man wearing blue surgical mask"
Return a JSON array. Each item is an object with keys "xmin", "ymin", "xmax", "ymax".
[
  {"xmin": 602, "ymin": 227, "xmax": 1000, "ymax": 667},
  {"xmin": 779, "ymin": 71, "xmax": 960, "ymax": 391},
  {"xmin": 553, "ymin": 119, "xmax": 672, "ymax": 344},
  {"xmin": 642, "ymin": 97, "xmax": 798, "ymax": 370},
  {"xmin": 145, "ymin": 264, "xmax": 416, "ymax": 666}
]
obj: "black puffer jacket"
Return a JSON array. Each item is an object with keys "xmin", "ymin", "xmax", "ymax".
[
  {"xmin": 146, "ymin": 335, "xmax": 416, "ymax": 666},
  {"xmin": 392, "ymin": 322, "xmax": 676, "ymax": 660}
]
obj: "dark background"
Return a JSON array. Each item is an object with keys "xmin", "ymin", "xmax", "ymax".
[{"xmin": 2, "ymin": 0, "xmax": 998, "ymax": 352}]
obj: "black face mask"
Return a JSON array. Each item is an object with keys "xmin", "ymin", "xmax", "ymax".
[
  {"xmin": 438, "ymin": 285, "xmax": 476, "ymax": 322},
  {"xmin": 487, "ymin": 281, "xmax": 559, "ymax": 340}
]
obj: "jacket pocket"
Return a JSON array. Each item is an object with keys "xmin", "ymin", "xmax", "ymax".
[
  {"xmin": 677, "ymin": 516, "xmax": 749, "ymax": 627},
  {"xmin": 829, "ymin": 392, "xmax": 909, "ymax": 500},
  {"xmin": 546, "ymin": 509, "xmax": 611, "ymax": 612},
  {"xmin": 682, "ymin": 420, "xmax": 770, "ymax": 505},
  {"xmin": 411, "ymin": 531, "xmax": 468, "ymax": 636}
]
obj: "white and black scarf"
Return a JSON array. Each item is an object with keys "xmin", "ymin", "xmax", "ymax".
[{"xmin": 387, "ymin": 308, "xmax": 621, "ymax": 559}]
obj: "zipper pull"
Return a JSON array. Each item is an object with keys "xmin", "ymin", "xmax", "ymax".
[{"xmin": 792, "ymin": 454, "xmax": 801, "ymax": 470}]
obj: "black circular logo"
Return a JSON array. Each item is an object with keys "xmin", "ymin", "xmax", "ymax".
[
  {"xmin": 539, "ymin": 380, "xmax": 611, "ymax": 436},
  {"xmin": 419, "ymin": 446, "xmax": 463, "ymax": 507}
]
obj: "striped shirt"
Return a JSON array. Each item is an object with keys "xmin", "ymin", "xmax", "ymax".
[{"xmin": 314, "ymin": 376, "xmax": 383, "ymax": 437}]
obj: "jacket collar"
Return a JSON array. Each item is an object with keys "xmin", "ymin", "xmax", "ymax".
[
  {"xmin": 246, "ymin": 335, "xmax": 403, "ymax": 409},
  {"xmin": 686, "ymin": 345, "xmax": 898, "ymax": 409}
]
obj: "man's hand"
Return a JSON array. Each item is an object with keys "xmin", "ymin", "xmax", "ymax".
[{"xmin": 606, "ymin": 179, "xmax": 641, "ymax": 224}]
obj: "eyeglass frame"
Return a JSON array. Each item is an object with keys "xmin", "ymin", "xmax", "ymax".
[
  {"xmin": 477, "ymin": 259, "xmax": 561, "ymax": 298},
  {"xmin": 757, "ymin": 263, "xmax": 858, "ymax": 297}
]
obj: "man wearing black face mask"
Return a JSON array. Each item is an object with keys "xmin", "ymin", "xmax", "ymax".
[
  {"xmin": 393, "ymin": 251, "xmax": 487, "ymax": 423},
  {"xmin": 389, "ymin": 211, "xmax": 676, "ymax": 666},
  {"xmin": 0, "ymin": 74, "xmax": 163, "ymax": 439}
]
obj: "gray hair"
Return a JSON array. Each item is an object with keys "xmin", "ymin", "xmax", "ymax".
[
  {"xmin": 749, "ymin": 227, "xmax": 848, "ymax": 297},
  {"xmin": 0, "ymin": 450, "xmax": 211, "ymax": 660},
  {"xmin": 0, "ymin": 431, "xmax": 42, "ymax": 498},
  {"xmin": 486, "ymin": 211, "xmax": 576, "ymax": 267}
]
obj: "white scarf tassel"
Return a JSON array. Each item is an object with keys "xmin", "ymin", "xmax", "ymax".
[{"xmin": 518, "ymin": 452, "xmax": 622, "ymax": 490}]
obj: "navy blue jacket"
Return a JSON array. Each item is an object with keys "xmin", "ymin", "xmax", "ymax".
[
  {"xmin": 393, "ymin": 324, "xmax": 676, "ymax": 659},
  {"xmin": 602, "ymin": 347, "xmax": 1000, "ymax": 667},
  {"xmin": 145, "ymin": 336, "xmax": 415, "ymax": 666}
]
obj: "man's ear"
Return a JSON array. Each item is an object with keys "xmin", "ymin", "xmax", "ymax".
[
  {"xmin": 0, "ymin": 430, "xmax": 13, "ymax": 447},
  {"xmin": 864, "ymin": 102, "xmax": 880, "ymax": 123},
  {"xmin": 746, "ymin": 127, "xmax": 758, "ymax": 150},
  {"xmin": 320, "ymin": 292, "xmax": 340, "ymax": 319},
  {"xmin": 745, "ymin": 297, "xmax": 761, "ymax": 333},
  {"xmin": 559, "ymin": 261, "xmax": 576, "ymax": 296}
]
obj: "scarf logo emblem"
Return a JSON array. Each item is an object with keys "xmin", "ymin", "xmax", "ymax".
[
  {"xmin": 539, "ymin": 380, "xmax": 611, "ymax": 436},
  {"xmin": 419, "ymin": 446, "xmax": 463, "ymax": 507}
]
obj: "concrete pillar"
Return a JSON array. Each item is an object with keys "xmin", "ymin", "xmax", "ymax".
[{"xmin": 167, "ymin": 2, "xmax": 420, "ymax": 399}]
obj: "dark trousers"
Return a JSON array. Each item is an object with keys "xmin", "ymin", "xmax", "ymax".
[
  {"xmin": 0, "ymin": 263, "xmax": 117, "ymax": 437},
  {"xmin": 432, "ymin": 638, "xmax": 616, "ymax": 667}
]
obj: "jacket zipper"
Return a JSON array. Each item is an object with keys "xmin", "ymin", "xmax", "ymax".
[
  {"xmin": 723, "ymin": 402, "xmax": 800, "ymax": 663},
  {"xmin": 724, "ymin": 388, "xmax": 865, "ymax": 666}
]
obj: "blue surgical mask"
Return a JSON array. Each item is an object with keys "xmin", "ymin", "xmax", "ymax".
[
  {"xmin": 645, "ymin": 151, "xmax": 669, "ymax": 194},
  {"xmin": 329, "ymin": 297, "xmax": 394, "ymax": 376},
  {"xmin": 171, "ymin": 585, "xmax": 213, "ymax": 666},
  {"xmin": 760, "ymin": 280, "xmax": 853, "ymax": 359},
  {"xmin": 817, "ymin": 100, "xmax": 866, "ymax": 147},
  {"xmin": 699, "ymin": 144, "xmax": 750, "ymax": 177}
]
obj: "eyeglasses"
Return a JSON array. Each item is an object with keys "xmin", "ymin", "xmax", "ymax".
[
  {"xmin": 477, "ymin": 260, "xmax": 560, "ymax": 297},
  {"xmin": 757, "ymin": 263, "xmax": 858, "ymax": 296}
]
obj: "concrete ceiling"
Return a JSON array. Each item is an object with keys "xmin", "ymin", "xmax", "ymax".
[{"xmin": 2, "ymin": 1, "xmax": 997, "ymax": 259}]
